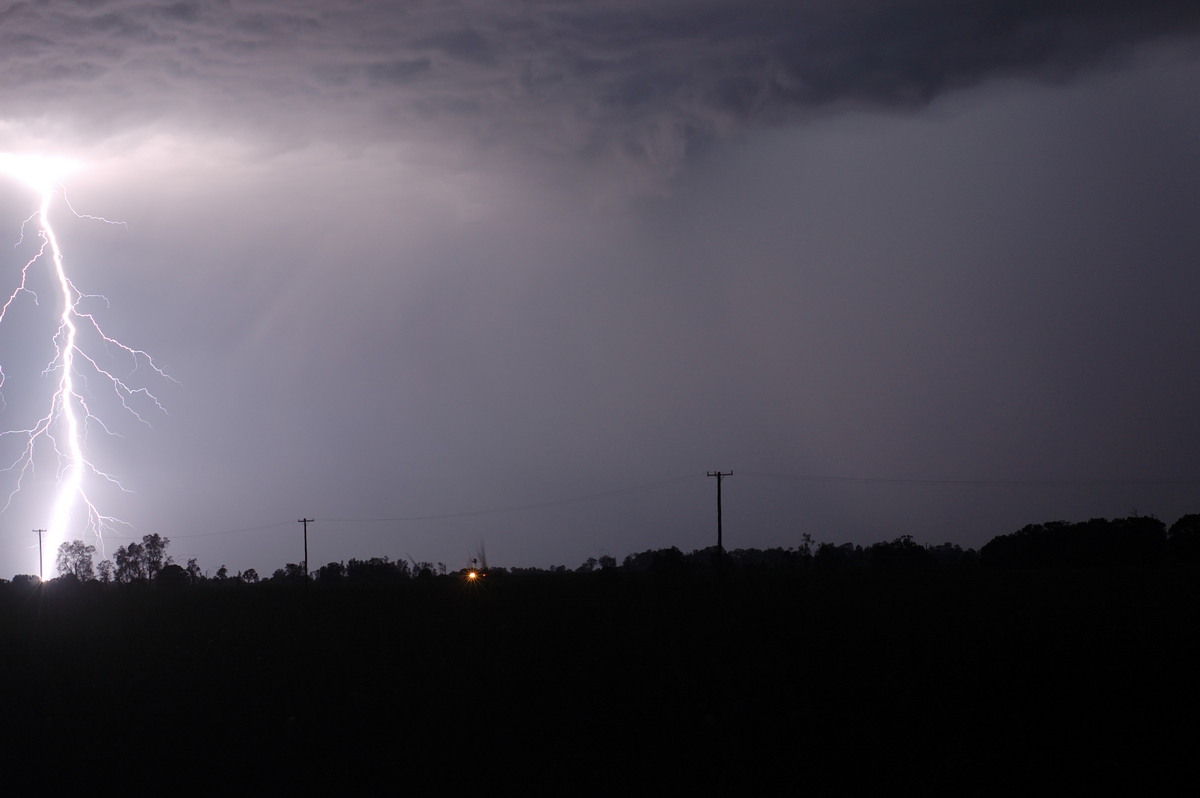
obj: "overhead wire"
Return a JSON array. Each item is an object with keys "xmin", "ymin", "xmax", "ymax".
[
  {"xmin": 736, "ymin": 470, "xmax": 1200, "ymax": 487},
  {"xmin": 171, "ymin": 474, "xmax": 703, "ymax": 538},
  {"xmin": 320, "ymin": 474, "xmax": 703, "ymax": 524},
  {"xmin": 168, "ymin": 469, "xmax": 1200, "ymax": 539}
]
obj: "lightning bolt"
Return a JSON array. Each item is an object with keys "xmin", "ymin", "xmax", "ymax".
[{"xmin": 0, "ymin": 153, "xmax": 171, "ymax": 578}]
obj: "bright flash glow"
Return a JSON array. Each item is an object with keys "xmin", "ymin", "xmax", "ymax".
[
  {"xmin": 0, "ymin": 154, "xmax": 81, "ymax": 196},
  {"xmin": 0, "ymin": 152, "xmax": 170, "ymax": 577},
  {"xmin": 467, "ymin": 570, "xmax": 478, "ymax": 580}
]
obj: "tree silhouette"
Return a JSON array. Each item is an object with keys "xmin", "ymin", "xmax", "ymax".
[
  {"xmin": 868, "ymin": 535, "xmax": 935, "ymax": 569},
  {"xmin": 55, "ymin": 539, "xmax": 96, "ymax": 581},
  {"xmin": 185, "ymin": 558, "xmax": 203, "ymax": 584},
  {"xmin": 270, "ymin": 563, "xmax": 308, "ymax": 583},
  {"xmin": 114, "ymin": 541, "xmax": 146, "ymax": 583},
  {"xmin": 316, "ymin": 561, "xmax": 347, "ymax": 581},
  {"xmin": 140, "ymin": 533, "xmax": 173, "ymax": 582},
  {"xmin": 982, "ymin": 517, "xmax": 1166, "ymax": 568},
  {"xmin": 109, "ymin": 535, "xmax": 176, "ymax": 583},
  {"xmin": 1168, "ymin": 514, "xmax": 1200, "ymax": 561},
  {"xmin": 157, "ymin": 563, "xmax": 188, "ymax": 589}
]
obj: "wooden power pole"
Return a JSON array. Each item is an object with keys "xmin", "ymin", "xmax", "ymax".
[
  {"xmin": 298, "ymin": 518, "xmax": 313, "ymax": 581},
  {"xmin": 34, "ymin": 529, "xmax": 45, "ymax": 581},
  {"xmin": 706, "ymin": 471, "xmax": 732, "ymax": 559}
]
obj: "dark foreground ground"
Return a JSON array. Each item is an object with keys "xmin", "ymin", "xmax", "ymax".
[{"xmin": 2, "ymin": 564, "xmax": 1197, "ymax": 793}]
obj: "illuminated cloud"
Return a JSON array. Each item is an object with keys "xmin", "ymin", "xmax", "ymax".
[{"xmin": 2, "ymin": 1, "xmax": 1197, "ymax": 184}]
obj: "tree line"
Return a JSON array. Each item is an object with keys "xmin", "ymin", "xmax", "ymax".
[
  {"xmin": 7, "ymin": 511, "xmax": 1200, "ymax": 587},
  {"xmin": 36, "ymin": 534, "xmax": 254, "ymax": 588}
]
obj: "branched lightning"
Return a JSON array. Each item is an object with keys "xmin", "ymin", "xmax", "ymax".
[{"xmin": 0, "ymin": 153, "xmax": 172, "ymax": 577}]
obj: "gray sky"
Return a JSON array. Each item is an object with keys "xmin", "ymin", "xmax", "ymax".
[{"xmin": 2, "ymin": 0, "xmax": 1199, "ymax": 576}]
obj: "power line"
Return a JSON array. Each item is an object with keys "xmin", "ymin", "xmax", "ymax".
[
  {"xmin": 171, "ymin": 521, "xmax": 294, "ymax": 539},
  {"xmin": 155, "ymin": 475, "xmax": 701, "ymax": 541},
  {"xmin": 320, "ymin": 474, "xmax": 703, "ymax": 524},
  {"xmin": 738, "ymin": 470, "xmax": 1200, "ymax": 488},
  {"xmin": 155, "ymin": 468, "xmax": 1200, "ymax": 543}
]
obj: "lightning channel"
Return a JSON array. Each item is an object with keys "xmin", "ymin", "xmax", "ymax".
[{"xmin": 0, "ymin": 153, "xmax": 172, "ymax": 578}]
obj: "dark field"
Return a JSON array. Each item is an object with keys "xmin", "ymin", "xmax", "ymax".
[{"xmin": 2, "ymin": 565, "xmax": 1197, "ymax": 793}]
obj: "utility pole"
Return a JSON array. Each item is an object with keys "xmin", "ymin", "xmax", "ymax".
[
  {"xmin": 707, "ymin": 471, "xmax": 732, "ymax": 563},
  {"xmin": 34, "ymin": 529, "xmax": 44, "ymax": 581},
  {"xmin": 298, "ymin": 518, "xmax": 313, "ymax": 581}
]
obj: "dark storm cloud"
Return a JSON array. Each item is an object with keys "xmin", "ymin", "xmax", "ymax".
[
  {"xmin": 413, "ymin": 27, "xmax": 498, "ymax": 65},
  {"xmin": 364, "ymin": 58, "xmax": 434, "ymax": 87},
  {"xmin": 3, "ymin": 0, "xmax": 1198, "ymax": 178}
]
